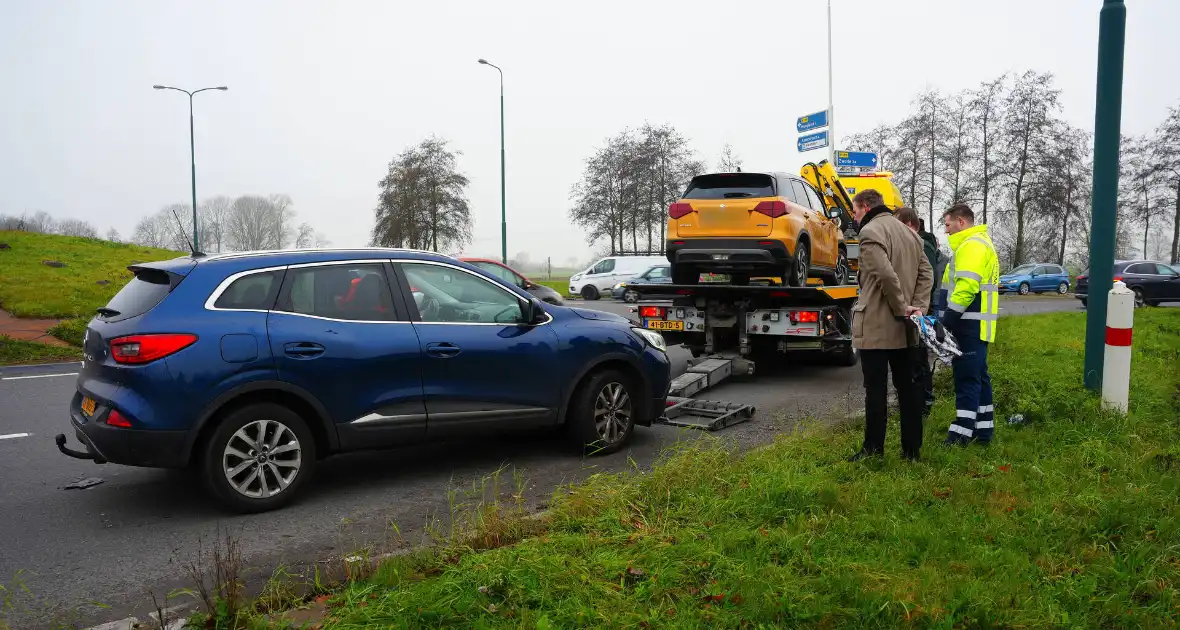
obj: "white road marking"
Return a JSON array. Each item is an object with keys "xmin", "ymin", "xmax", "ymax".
[
  {"xmin": 0, "ymin": 433, "xmax": 31, "ymax": 440},
  {"xmin": 1, "ymin": 372, "xmax": 78, "ymax": 381}
]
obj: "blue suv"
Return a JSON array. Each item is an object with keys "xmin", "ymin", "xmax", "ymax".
[{"xmin": 55, "ymin": 249, "xmax": 671, "ymax": 512}]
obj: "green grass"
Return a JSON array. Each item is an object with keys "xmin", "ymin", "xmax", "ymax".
[
  {"xmin": 0, "ymin": 230, "xmax": 181, "ymax": 319},
  {"xmin": 0, "ymin": 336, "xmax": 81, "ymax": 365},
  {"xmin": 536, "ymin": 279, "xmax": 570, "ymax": 296},
  {"xmin": 46, "ymin": 317, "xmax": 88, "ymax": 347},
  {"xmin": 281, "ymin": 310, "xmax": 1180, "ymax": 629}
]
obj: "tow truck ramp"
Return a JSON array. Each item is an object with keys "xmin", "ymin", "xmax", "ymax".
[{"xmin": 630, "ymin": 282, "xmax": 860, "ymax": 432}]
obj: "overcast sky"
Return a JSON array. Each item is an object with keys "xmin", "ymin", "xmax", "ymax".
[{"xmin": 2, "ymin": 0, "xmax": 1177, "ymax": 265}]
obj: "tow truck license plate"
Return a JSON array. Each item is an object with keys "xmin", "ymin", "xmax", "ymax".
[
  {"xmin": 81, "ymin": 397, "xmax": 97, "ymax": 416},
  {"xmin": 646, "ymin": 320, "xmax": 684, "ymax": 331}
]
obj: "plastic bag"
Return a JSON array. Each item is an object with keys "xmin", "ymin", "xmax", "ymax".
[{"xmin": 909, "ymin": 313, "xmax": 962, "ymax": 366}]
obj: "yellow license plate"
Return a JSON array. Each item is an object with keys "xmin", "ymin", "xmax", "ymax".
[
  {"xmin": 81, "ymin": 397, "xmax": 97, "ymax": 416},
  {"xmin": 646, "ymin": 320, "xmax": 684, "ymax": 331}
]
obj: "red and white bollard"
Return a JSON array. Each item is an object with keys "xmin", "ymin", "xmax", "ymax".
[{"xmin": 1101, "ymin": 280, "xmax": 1134, "ymax": 413}]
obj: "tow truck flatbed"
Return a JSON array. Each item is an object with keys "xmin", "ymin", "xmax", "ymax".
[{"xmin": 627, "ymin": 281, "xmax": 860, "ymax": 431}]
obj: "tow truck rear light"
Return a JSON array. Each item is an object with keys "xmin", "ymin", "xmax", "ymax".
[
  {"xmin": 668, "ymin": 203, "xmax": 695, "ymax": 219},
  {"xmin": 753, "ymin": 201, "xmax": 788, "ymax": 218},
  {"xmin": 639, "ymin": 306, "xmax": 666, "ymax": 319},
  {"xmin": 791, "ymin": 311, "xmax": 819, "ymax": 323},
  {"xmin": 105, "ymin": 409, "xmax": 132, "ymax": 428},
  {"xmin": 110, "ymin": 334, "xmax": 198, "ymax": 364}
]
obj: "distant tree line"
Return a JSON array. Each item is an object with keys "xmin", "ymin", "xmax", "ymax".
[
  {"xmin": 2, "ymin": 196, "xmax": 331, "ymax": 253},
  {"xmin": 567, "ymin": 123, "xmax": 705, "ymax": 255},
  {"xmin": 845, "ymin": 71, "xmax": 1180, "ymax": 267},
  {"xmin": 131, "ymin": 194, "xmax": 330, "ymax": 253},
  {"xmin": 0, "ymin": 210, "xmax": 114, "ymax": 241}
]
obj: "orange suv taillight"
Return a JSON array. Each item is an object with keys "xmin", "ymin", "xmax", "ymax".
[
  {"xmin": 753, "ymin": 201, "xmax": 788, "ymax": 218},
  {"xmin": 668, "ymin": 202, "xmax": 694, "ymax": 219},
  {"xmin": 110, "ymin": 334, "xmax": 198, "ymax": 364}
]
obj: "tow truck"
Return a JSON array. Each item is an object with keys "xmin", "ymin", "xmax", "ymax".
[
  {"xmin": 800, "ymin": 159, "xmax": 906, "ymax": 277},
  {"xmin": 627, "ymin": 160, "xmax": 904, "ymax": 431}
]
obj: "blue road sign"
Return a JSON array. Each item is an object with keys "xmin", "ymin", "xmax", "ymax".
[
  {"xmin": 835, "ymin": 151, "xmax": 878, "ymax": 168},
  {"xmin": 797, "ymin": 130, "xmax": 829, "ymax": 152},
  {"xmin": 796, "ymin": 110, "xmax": 829, "ymax": 133}
]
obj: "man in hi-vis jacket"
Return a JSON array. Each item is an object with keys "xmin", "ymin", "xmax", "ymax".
[{"xmin": 937, "ymin": 203, "xmax": 1000, "ymax": 446}]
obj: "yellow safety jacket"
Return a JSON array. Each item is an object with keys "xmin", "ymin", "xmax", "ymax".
[{"xmin": 939, "ymin": 224, "xmax": 999, "ymax": 342}]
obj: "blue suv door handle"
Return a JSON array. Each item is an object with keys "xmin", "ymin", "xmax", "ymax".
[
  {"xmin": 425, "ymin": 342, "xmax": 461, "ymax": 358},
  {"xmin": 284, "ymin": 342, "xmax": 325, "ymax": 358}
]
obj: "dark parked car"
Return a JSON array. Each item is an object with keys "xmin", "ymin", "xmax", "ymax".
[
  {"xmin": 56, "ymin": 249, "xmax": 670, "ymax": 512},
  {"xmin": 612, "ymin": 264, "xmax": 671, "ymax": 302},
  {"xmin": 460, "ymin": 258, "xmax": 564, "ymax": 305},
  {"xmin": 1075, "ymin": 260, "xmax": 1180, "ymax": 307},
  {"xmin": 999, "ymin": 263, "xmax": 1071, "ymax": 295}
]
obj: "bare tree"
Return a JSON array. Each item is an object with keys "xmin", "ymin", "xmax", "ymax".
[
  {"xmin": 969, "ymin": 75, "xmax": 1007, "ymax": 224},
  {"xmin": 294, "ymin": 222, "xmax": 315, "ymax": 249},
  {"xmin": 912, "ymin": 89, "xmax": 946, "ymax": 227},
  {"xmin": 371, "ymin": 137, "xmax": 473, "ymax": 252},
  {"xmin": 226, "ymin": 196, "xmax": 281, "ymax": 251},
  {"xmin": 1123, "ymin": 135, "xmax": 1167, "ymax": 258},
  {"xmin": 200, "ymin": 196, "xmax": 233, "ymax": 253},
  {"xmin": 105, "ymin": 227, "xmax": 121, "ymax": 243},
  {"xmin": 937, "ymin": 92, "xmax": 977, "ymax": 206},
  {"xmin": 889, "ymin": 114, "xmax": 926, "ymax": 212},
  {"xmin": 569, "ymin": 125, "xmax": 701, "ymax": 254},
  {"xmin": 1000, "ymin": 71, "xmax": 1061, "ymax": 266},
  {"xmin": 717, "ymin": 143, "xmax": 742, "ymax": 172},
  {"xmin": 1152, "ymin": 103, "xmax": 1180, "ymax": 263},
  {"xmin": 27, "ymin": 210, "xmax": 56, "ymax": 234},
  {"xmin": 1036, "ymin": 124, "xmax": 1091, "ymax": 265},
  {"xmin": 131, "ymin": 213, "xmax": 171, "ymax": 248},
  {"xmin": 56, "ymin": 218, "xmax": 99, "ymax": 238}
]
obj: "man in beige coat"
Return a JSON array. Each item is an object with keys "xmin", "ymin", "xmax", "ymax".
[{"xmin": 848, "ymin": 189, "xmax": 933, "ymax": 462}]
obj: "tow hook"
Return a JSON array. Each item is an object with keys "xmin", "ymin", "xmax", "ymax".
[{"xmin": 55, "ymin": 434, "xmax": 105, "ymax": 464}]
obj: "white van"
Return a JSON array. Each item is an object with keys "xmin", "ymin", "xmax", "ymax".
[{"xmin": 569, "ymin": 255, "xmax": 668, "ymax": 300}]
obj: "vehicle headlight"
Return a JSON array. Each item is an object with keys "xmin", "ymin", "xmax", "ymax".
[
  {"xmin": 632, "ymin": 327, "xmax": 667, "ymax": 352},
  {"xmin": 571, "ymin": 274, "xmax": 581, "ymax": 281}
]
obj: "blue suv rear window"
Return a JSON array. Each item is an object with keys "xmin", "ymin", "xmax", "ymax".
[{"xmin": 100, "ymin": 268, "xmax": 173, "ymax": 322}]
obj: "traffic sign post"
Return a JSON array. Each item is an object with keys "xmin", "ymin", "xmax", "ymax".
[
  {"xmin": 797, "ymin": 110, "xmax": 829, "ymax": 133},
  {"xmin": 797, "ymin": 131, "xmax": 829, "ymax": 152},
  {"xmin": 835, "ymin": 150, "xmax": 878, "ymax": 169}
]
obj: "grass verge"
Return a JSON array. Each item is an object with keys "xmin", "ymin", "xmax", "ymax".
[
  {"xmin": 0, "ymin": 336, "xmax": 81, "ymax": 365},
  {"xmin": 0, "ymin": 230, "xmax": 180, "ymax": 319},
  {"xmin": 217, "ymin": 309, "xmax": 1177, "ymax": 629},
  {"xmin": 536, "ymin": 278, "xmax": 570, "ymax": 296}
]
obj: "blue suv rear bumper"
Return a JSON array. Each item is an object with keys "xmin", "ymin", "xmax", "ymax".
[{"xmin": 57, "ymin": 392, "xmax": 189, "ymax": 468}]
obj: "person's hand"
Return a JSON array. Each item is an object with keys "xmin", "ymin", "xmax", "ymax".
[{"xmin": 904, "ymin": 305, "xmax": 922, "ymax": 317}]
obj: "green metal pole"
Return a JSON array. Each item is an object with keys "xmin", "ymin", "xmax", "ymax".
[
  {"xmin": 1083, "ymin": 0, "xmax": 1126, "ymax": 391},
  {"xmin": 499, "ymin": 80, "xmax": 507, "ymax": 265},
  {"xmin": 189, "ymin": 93, "xmax": 199, "ymax": 252}
]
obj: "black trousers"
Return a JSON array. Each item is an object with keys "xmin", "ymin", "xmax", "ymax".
[
  {"xmin": 860, "ymin": 347, "xmax": 923, "ymax": 457},
  {"xmin": 913, "ymin": 339, "xmax": 935, "ymax": 411}
]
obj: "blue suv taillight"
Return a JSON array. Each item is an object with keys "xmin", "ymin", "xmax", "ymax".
[{"xmin": 110, "ymin": 334, "xmax": 198, "ymax": 364}]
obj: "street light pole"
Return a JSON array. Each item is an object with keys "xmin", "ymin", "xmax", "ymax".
[
  {"xmin": 478, "ymin": 59, "xmax": 507, "ymax": 264},
  {"xmin": 826, "ymin": 0, "xmax": 836, "ymax": 166},
  {"xmin": 153, "ymin": 84, "xmax": 228, "ymax": 253},
  {"xmin": 1082, "ymin": 0, "xmax": 1126, "ymax": 391}
]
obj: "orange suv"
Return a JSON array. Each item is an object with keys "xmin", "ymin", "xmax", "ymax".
[{"xmin": 666, "ymin": 172, "xmax": 847, "ymax": 286}]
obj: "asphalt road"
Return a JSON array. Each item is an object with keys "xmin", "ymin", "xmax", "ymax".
[{"xmin": 0, "ymin": 295, "xmax": 1095, "ymax": 628}]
